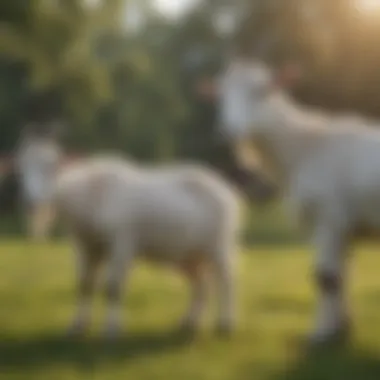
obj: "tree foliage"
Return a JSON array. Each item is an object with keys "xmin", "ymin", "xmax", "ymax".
[{"xmin": 0, "ymin": 0, "xmax": 380, "ymax": 161}]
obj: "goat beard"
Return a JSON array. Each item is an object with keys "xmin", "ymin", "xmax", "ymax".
[{"xmin": 226, "ymin": 141, "xmax": 277, "ymax": 204}]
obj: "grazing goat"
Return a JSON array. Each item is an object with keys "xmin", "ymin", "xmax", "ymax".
[
  {"xmin": 53, "ymin": 156, "xmax": 241, "ymax": 339},
  {"xmin": 201, "ymin": 57, "xmax": 380, "ymax": 346}
]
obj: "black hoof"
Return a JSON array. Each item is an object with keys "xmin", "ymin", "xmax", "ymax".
[
  {"xmin": 288, "ymin": 321, "xmax": 352, "ymax": 354},
  {"xmin": 176, "ymin": 322, "xmax": 198, "ymax": 337}
]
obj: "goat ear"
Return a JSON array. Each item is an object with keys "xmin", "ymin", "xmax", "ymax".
[
  {"xmin": 195, "ymin": 77, "xmax": 219, "ymax": 100},
  {"xmin": 273, "ymin": 61, "xmax": 302, "ymax": 89}
]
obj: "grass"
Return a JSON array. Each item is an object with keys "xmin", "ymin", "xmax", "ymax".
[{"xmin": 1, "ymin": 241, "xmax": 380, "ymax": 379}]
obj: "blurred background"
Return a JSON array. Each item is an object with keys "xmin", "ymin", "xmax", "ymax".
[
  {"xmin": 0, "ymin": 0, "xmax": 380, "ymax": 243},
  {"xmin": 3, "ymin": 4, "xmax": 380, "ymax": 380}
]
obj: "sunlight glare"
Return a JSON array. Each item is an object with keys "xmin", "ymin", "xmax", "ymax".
[
  {"xmin": 155, "ymin": 0, "xmax": 199, "ymax": 18},
  {"xmin": 357, "ymin": 0, "xmax": 380, "ymax": 12}
]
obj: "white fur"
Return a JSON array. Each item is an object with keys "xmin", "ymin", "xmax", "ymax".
[
  {"xmin": 217, "ymin": 59, "xmax": 380, "ymax": 343},
  {"xmin": 15, "ymin": 134, "xmax": 61, "ymax": 240},
  {"xmin": 53, "ymin": 156, "xmax": 241, "ymax": 338}
]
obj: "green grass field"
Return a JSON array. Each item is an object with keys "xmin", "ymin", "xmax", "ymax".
[{"xmin": 1, "ymin": 241, "xmax": 380, "ymax": 380}]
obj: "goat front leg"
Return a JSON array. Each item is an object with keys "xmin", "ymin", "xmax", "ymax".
[
  {"xmin": 309, "ymin": 222, "xmax": 350, "ymax": 346},
  {"xmin": 103, "ymin": 236, "xmax": 135, "ymax": 341},
  {"xmin": 211, "ymin": 242, "xmax": 237, "ymax": 337},
  {"xmin": 67, "ymin": 239, "xmax": 103, "ymax": 338},
  {"xmin": 30, "ymin": 203, "xmax": 55, "ymax": 241},
  {"xmin": 25, "ymin": 204, "xmax": 39, "ymax": 241}
]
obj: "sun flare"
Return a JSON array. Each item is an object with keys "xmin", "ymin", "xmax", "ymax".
[{"xmin": 357, "ymin": 0, "xmax": 380, "ymax": 11}]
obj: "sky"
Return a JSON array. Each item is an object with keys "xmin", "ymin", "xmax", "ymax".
[
  {"xmin": 154, "ymin": 0, "xmax": 198, "ymax": 18},
  {"xmin": 85, "ymin": 0, "xmax": 198, "ymax": 18},
  {"xmin": 123, "ymin": 0, "xmax": 200, "ymax": 32}
]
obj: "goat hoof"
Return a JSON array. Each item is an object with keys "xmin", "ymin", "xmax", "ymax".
[
  {"xmin": 103, "ymin": 325, "xmax": 121, "ymax": 342},
  {"xmin": 176, "ymin": 321, "xmax": 198, "ymax": 337},
  {"xmin": 307, "ymin": 324, "xmax": 351, "ymax": 350},
  {"xmin": 215, "ymin": 323, "xmax": 234, "ymax": 338},
  {"xmin": 66, "ymin": 323, "xmax": 88, "ymax": 339}
]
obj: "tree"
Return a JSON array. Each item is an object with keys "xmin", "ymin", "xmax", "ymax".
[{"xmin": 0, "ymin": 0, "xmax": 126, "ymax": 152}]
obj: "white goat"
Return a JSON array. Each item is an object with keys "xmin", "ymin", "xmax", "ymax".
[
  {"xmin": 15, "ymin": 125, "xmax": 62, "ymax": 240},
  {"xmin": 203, "ymin": 57, "xmax": 380, "ymax": 346},
  {"xmin": 53, "ymin": 156, "xmax": 241, "ymax": 339}
]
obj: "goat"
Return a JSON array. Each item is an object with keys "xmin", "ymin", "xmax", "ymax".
[
  {"xmin": 201, "ymin": 57, "xmax": 380, "ymax": 346},
  {"xmin": 53, "ymin": 156, "xmax": 241, "ymax": 339}
]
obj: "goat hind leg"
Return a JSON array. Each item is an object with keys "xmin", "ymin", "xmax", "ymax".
[
  {"xmin": 103, "ymin": 237, "xmax": 135, "ymax": 341},
  {"xmin": 178, "ymin": 259, "xmax": 208, "ymax": 334},
  {"xmin": 211, "ymin": 247, "xmax": 236, "ymax": 337}
]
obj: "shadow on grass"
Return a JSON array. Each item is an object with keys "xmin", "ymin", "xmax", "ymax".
[
  {"xmin": 0, "ymin": 329, "xmax": 195, "ymax": 371},
  {"xmin": 255, "ymin": 297, "xmax": 311, "ymax": 314},
  {"xmin": 260, "ymin": 343, "xmax": 380, "ymax": 380}
]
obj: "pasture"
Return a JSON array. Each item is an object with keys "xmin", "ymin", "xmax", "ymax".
[{"xmin": 1, "ymin": 240, "xmax": 380, "ymax": 380}]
